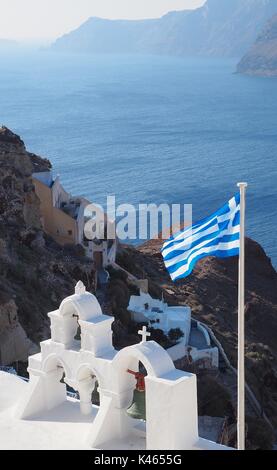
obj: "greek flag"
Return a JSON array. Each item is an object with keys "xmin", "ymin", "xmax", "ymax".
[{"xmin": 162, "ymin": 194, "xmax": 240, "ymax": 281}]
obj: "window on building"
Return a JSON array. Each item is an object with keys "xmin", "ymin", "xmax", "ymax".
[{"xmin": 68, "ymin": 230, "xmax": 72, "ymax": 236}]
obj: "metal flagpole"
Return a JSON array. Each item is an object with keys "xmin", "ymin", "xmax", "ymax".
[{"xmin": 237, "ymin": 182, "xmax": 247, "ymax": 450}]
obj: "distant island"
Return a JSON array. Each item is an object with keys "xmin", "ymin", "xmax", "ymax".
[
  {"xmin": 237, "ymin": 14, "xmax": 277, "ymax": 77},
  {"xmin": 50, "ymin": 0, "xmax": 277, "ymax": 59}
]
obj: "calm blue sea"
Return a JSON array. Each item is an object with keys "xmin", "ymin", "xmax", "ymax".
[{"xmin": 0, "ymin": 51, "xmax": 276, "ymax": 266}]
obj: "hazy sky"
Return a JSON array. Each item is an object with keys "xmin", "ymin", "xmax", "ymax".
[{"xmin": 0, "ymin": 0, "xmax": 205, "ymax": 42}]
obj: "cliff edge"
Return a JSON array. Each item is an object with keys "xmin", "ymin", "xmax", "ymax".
[
  {"xmin": 0, "ymin": 127, "xmax": 95, "ymax": 368},
  {"xmin": 237, "ymin": 14, "xmax": 277, "ymax": 77}
]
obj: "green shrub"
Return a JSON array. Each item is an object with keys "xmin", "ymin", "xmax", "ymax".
[
  {"xmin": 149, "ymin": 328, "xmax": 173, "ymax": 349},
  {"xmin": 168, "ymin": 328, "xmax": 184, "ymax": 342}
]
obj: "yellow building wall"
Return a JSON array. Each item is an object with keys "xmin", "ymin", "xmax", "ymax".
[
  {"xmin": 32, "ymin": 178, "xmax": 78, "ymax": 246},
  {"xmin": 52, "ymin": 207, "xmax": 77, "ymax": 245}
]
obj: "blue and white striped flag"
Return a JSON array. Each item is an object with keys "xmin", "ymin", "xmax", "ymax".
[{"xmin": 161, "ymin": 194, "xmax": 240, "ymax": 281}]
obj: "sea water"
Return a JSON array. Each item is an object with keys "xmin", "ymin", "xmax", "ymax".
[{"xmin": 0, "ymin": 51, "xmax": 276, "ymax": 265}]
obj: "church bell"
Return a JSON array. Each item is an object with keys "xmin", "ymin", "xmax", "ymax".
[
  {"xmin": 126, "ymin": 389, "xmax": 146, "ymax": 420},
  {"xmin": 126, "ymin": 369, "xmax": 146, "ymax": 421}
]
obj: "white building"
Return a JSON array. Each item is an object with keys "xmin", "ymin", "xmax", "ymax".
[
  {"xmin": 0, "ymin": 282, "xmax": 230, "ymax": 450},
  {"xmin": 128, "ymin": 291, "xmax": 219, "ymax": 368},
  {"xmin": 32, "ymin": 170, "xmax": 117, "ymax": 269},
  {"xmin": 128, "ymin": 291, "xmax": 191, "ymax": 342}
]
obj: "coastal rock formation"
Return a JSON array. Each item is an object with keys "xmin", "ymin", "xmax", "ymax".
[
  {"xmin": 237, "ymin": 14, "xmax": 277, "ymax": 76},
  {"xmin": 0, "ymin": 298, "xmax": 38, "ymax": 364},
  {"xmin": 0, "ymin": 126, "xmax": 49, "ymax": 230},
  {"xmin": 51, "ymin": 0, "xmax": 277, "ymax": 58},
  {"xmin": 0, "ymin": 127, "xmax": 95, "ymax": 366}
]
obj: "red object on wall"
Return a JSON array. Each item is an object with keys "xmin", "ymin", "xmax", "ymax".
[{"xmin": 127, "ymin": 369, "xmax": 145, "ymax": 391}]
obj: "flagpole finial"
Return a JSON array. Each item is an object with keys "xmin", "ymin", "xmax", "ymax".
[{"xmin": 237, "ymin": 182, "xmax": 248, "ymax": 188}]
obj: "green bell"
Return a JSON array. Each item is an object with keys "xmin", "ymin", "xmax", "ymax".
[
  {"xmin": 126, "ymin": 389, "xmax": 146, "ymax": 421},
  {"xmin": 91, "ymin": 381, "xmax": 100, "ymax": 406}
]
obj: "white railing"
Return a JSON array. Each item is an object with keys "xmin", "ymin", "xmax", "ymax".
[{"xmin": 196, "ymin": 322, "xmax": 211, "ymax": 347}]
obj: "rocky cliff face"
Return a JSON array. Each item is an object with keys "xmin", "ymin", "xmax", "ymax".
[
  {"xmin": 0, "ymin": 127, "xmax": 46, "ymax": 231},
  {"xmin": 0, "ymin": 127, "xmax": 95, "ymax": 367},
  {"xmin": 237, "ymin": 14, "xmax": 277, "ymax": 76},
  {"xmin": 117, "ymin": 237, "xmax": 277, "ymax": 429},
  {"xmin": 51, "ymin": 0, "xmax": 277, "ymax": 58}
]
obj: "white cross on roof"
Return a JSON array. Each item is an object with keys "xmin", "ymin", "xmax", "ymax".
[
  {"xmin": 138, "ymin": 326, "xmax": 151, "ymax": 343},
  {"xmin": 75, "ymin": 281, "xmax": 86, "ymax": 295}
]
